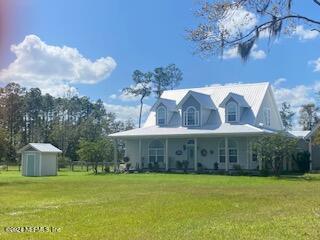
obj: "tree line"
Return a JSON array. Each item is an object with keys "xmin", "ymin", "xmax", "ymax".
[
  {"xmin": 0, "ymin": 83, "xmax": 134, "ymax": 164},
  {"xmin": 280, "ymin": 101, "xmax": 320, "ymax": 131}
]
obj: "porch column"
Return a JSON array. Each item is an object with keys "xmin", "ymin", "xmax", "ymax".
[
  {"xmin": 138, "ymin": 139, "xmax": 142, "ymax": 168},
  {"xmin": 225, "ymin": 137, "xmax": 229, "ymax": 171},
  {"xmin": 165, "ymin": 138, "xmax": 169, "ymax": 171},
  {"xmin": 113, "ymin": 139, "xmax": 118, "ymax": 172},
  {"xmin": 309, "ymin": 138, "xmax": 313, "ymax": 171},
  {"xmin": 194, "ymin": 138, "xmax": 198, "ymax": 171}
]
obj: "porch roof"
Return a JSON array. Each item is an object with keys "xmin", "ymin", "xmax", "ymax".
[{"xmin": 109, "ymin": 123, "xmax": 275, "ymax": 138}]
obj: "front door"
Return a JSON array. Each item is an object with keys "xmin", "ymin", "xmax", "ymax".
[
  {"xmin": 27, "ymin": 154, "xmax": 35, "ymax": 176},
  {"xmin": 187, "ymin": 146, "xmax": 194, "ymax": 170}
]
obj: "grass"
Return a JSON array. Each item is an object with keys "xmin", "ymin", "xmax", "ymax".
[{"xmin": 0, "ymin": 171, "xmax": 320, "ymax": 240}]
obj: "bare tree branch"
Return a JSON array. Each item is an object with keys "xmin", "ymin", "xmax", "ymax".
[
  {"xmin": 188, "ymin": 0, "xmax": 320, "ymax": 60},
  {"xmin": 313, "ymin": 0, "xmax": 320, "ymax": 7}
]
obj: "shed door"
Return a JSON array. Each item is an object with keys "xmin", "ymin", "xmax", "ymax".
[{"xmin": 27, "ymin": 154, "xmax": 36, "ymax": 176}]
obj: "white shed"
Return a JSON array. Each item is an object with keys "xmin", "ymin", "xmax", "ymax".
[{"xmin": 18, "ymin": 143, "xmax": 62, "ymax": 177}]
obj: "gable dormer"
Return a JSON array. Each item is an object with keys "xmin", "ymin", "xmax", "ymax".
[
  {"xmin": 151, "ymin": 98, "xmax": 177, "ymax": 126},
  {"xmin": 177, "ymin": 90, "xmax": 216, "ymax": 127},
  {"xmin": 219, "ymin": 93, "xmax": 250, "ymax": 123}
]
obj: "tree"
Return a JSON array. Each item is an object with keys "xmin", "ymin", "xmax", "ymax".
[
  {"xmin": 279, "ymin": 102, "xmax": 295, "ymax": 130},
  {"xmin": 122, "ymin": 70, "xmax": 152, "ymax": 128},
  {"xmin": 187, "ymin": 0, "xmax": 320, "ymax": 60},
  {"xmin": 152, "ymin": 64, "xmax": 183, "ymax": 98},
  {"xmin": 77, "ymin": 138, "xmax": 114, "ymax": 174},
  {"xmin": 0, "ymin": 128, "xmax": 9, "ymax": 163},
  {"xmin": 253, "ymin": 132, "xmax": 297, "ymax": 176},
  {"xmin": 299, "ymin": 103, "xmax": 319, "ymax": 130},
  {"xmin": 0, "ymin": 83, "xmax": 25, "ymax": 145}
]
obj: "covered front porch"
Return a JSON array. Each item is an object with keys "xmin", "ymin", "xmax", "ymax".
[{"xmin": 118, "ymin": 136, "xmax": 263, "ymax": 172}]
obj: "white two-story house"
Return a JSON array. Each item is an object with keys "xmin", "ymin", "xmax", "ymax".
[{"xmin": 110, "ymin": 82, "xmax": 284, "ymax": 171}]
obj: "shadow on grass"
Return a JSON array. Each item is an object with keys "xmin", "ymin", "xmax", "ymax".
[
  {"xmin": 0, "ymin": 181, "xmax": 41, "ymax": 187},
  {"xmin": 276, "ymin": 174, "xmax": 320, "ymax": 181}
]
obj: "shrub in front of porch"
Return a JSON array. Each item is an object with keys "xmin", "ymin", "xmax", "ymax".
[{"xmin": 253, "ymin": 132, "xmax": 298, "ymax": 176}]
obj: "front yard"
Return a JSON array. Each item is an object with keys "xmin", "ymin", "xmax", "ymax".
[{"xmin": 0, "ymin": 171, "xmax": 319, "ymax": 239}]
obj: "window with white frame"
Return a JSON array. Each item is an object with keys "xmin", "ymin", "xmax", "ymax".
[
  {"xmin": 218, "ymin": 139, "xmax": 238, "ymax": 163},
  {"xmin": 228, "ymin": 140, "xmax": 238, "ymax": 163},
  {"xmin": 219, "ymin": 140, "xmax": 226, "ymax": 163},
  {"xmin": 263, "ymin": 108, "xmax": 271, "ymax": 126},
  {"xmin": 148, "ymin": 140, "xmax": 164, "ymax": 163},
  {"xmin": 183, "ymin": 106, "xmax": 199, "ymax": 126},
  {"xmin": 156, "ymin": 106, "xmax": 166, "ymax": 125},
  {"xmin": 226, "ymin": 102, "xmax": 237, "ymax": 122}
]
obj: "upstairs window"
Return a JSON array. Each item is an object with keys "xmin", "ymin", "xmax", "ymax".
[
  {"xmin": 227, "ymin": 102, "xmax": 237, "ymax": 122},
  {"xmin": 263, "ymin": 108, "xmax": 271, "ymax": 127},
  {"xmin": 183, "ymin": 106, "xmax": 199, "ymax": 126},
  {"xmin": 157, "ymin": 106, "xmax": 166, "ymax": 125}
]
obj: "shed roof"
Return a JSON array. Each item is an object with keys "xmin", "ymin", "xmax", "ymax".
[{"xmin": 18, "ymin": 143, "xmax": 62, "ymax": 153}]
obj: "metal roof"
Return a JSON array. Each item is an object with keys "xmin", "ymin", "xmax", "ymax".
[
  {"xmin": 110, "ymin": 82, "xmax": 275, "ymax": 138},
  {"xmin": 143, "ymin": 82, "xmax": 270, "ymax": 127},
  {"xmin": 219, "ymin": 92, "xmax": 250, "ymax": 108},
  {"xmin": 177, "ymin": 90, "xmax": 216, "ymax": 109},
  {"xmin": 18, "ymin": 143, "xmax": 62, "ymax": 153},
  {"xmin": 289, "ymin": 131, "xmax": 311, "ymax": 139},
  {"xmin": 110, "ymin": 123, "xmax": 274, "ymax": 138},
  {"xmin": 151, "ymin": 98, "xmax": 177, "ymax": 112}
]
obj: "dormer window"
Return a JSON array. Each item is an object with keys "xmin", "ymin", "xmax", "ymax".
[
  {"xmin": 183, "ymin": 106, "xmax": 199, "ymax": 126},
  {"xmin": 227, "ymin": 102, "xmax": 237, "ymax": 122},
  {"xmin": 156, "ymin": 106, "xmax": 166, "ymax": 125}
]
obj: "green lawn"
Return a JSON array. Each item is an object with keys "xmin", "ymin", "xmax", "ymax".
[{"xmin": 0, "ymin": 171, "xmax": 319, "ymax": 240}]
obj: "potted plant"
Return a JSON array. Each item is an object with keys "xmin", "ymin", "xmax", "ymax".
[
  {"xmin": 176, "ymin": 161, "xmax": 183, "ymax": 170},
  {"xmin": 123, "ymin": 156, "xmax": 130, "ymax": 163},
  {"xmin": 214, "ymin": 162, "xmax": 219, "ymax": 170},
  {"xmin": 182, "ymin": 160, "xmax": 189, "ymax": 173}
]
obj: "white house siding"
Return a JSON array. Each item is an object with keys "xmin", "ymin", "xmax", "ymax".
[
  {"xmin": 312, "ymin": 145, "xmax": 320, "ymax": 170},
  {"xmin": 41, "ymin": 153, "xmax": 58, "ymax": 176},
  {"xmin": 125, "ymin": 139, "xmax": 140, "ymax": 168},
  {"xmin": 125, "ymin": 136, "xmax": 259, "ymax": 170},
  {"xmin": 308, "ymin": 137, "xmax": 320, "ymax": 170},
  {"xmin": 255, "ymin": 87, "xmax": 283, "ymax": 130},
  {"xmin": 22, "ymin": 151, "xmax": 40, "ymax": 176}
]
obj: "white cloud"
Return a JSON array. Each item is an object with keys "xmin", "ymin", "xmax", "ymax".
[
  {"xmin": 104, "ymin": 102, "xmax": 151, "ymax": 123},
  {"xmin": 293, "ymin": 25, "xmax": 319, "ymax": 40},
  {"xmin": 250, "ymin": 46, "xmax": 266, "ymax": 59},
  {"xmin": 0, "ymin": 34, "xmax": 117, "ymax": 96},
  {"xmin": 272, "ymin": 81, "xmax": 320, "ymax": 129},
  {"xmin": 222, "ymin": 47, "xmax": 238, "ymax": 59},
  {"xmin": 109, "ymin": 94, "xmax": 117, "ymax": 99},
  {"xmin": 118, "ymin": 91, "xmax": 140, "ymax": 102},
  {"xmin": 310, "ymin": 58, "xmax": 320, "ymax": 72},
  {"xmin": 218, "ymin": 6, "xmax": 257, "ymax": 38},
  {"xmin": 222, "ymin": 44, "xmax": 266, "ymax": 60},
  {"xmin": 109, "ymin": 90, "xmax": 140, "ymax": 102},
  {"xmin": 273, "ymin": 78, "xmax": 286, "ymax": 87}
]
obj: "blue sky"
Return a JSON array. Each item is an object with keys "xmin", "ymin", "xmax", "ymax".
[{"xmin": 1, "ymin": 0, "xmax": 320, "ymax": 127}]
